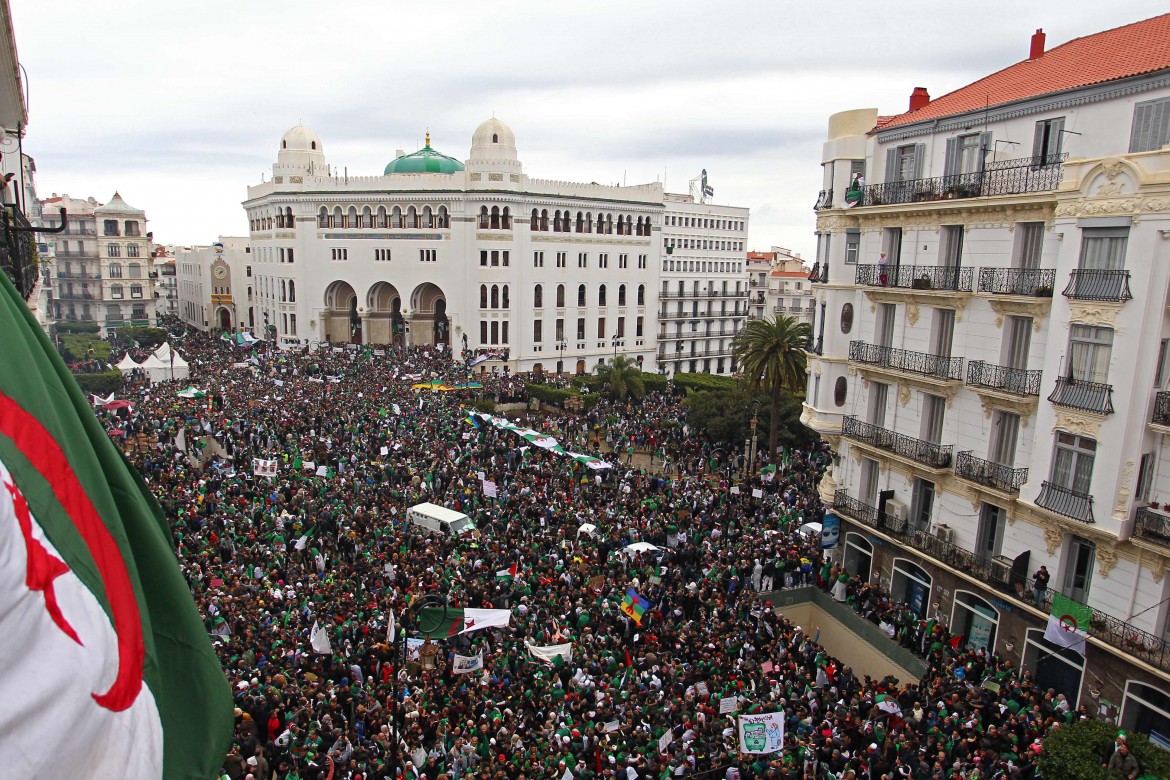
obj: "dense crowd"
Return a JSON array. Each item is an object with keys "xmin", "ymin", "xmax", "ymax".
[{"xmin": 96, "ymin": 326, "xmax": 1093, "ymax": 780}]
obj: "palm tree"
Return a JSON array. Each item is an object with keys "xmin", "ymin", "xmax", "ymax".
[
  {"xmin": 595, "ymin": 354, "xmax": 645, "ymax": 402},
  {"xmin": 733, "ymin": 315, "xmax": 812, "ymax": 463}
]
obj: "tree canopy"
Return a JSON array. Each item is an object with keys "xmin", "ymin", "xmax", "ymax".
[
  {"xmin": 732, "ymin": 315, "xmax": 812, "ymax": 461},
  {"xmin": 594, "ymin": 354, "xmax": 646, "ymax": 402}
]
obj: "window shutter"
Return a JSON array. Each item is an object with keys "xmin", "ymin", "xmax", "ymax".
[
  {"xmin": 1048, "ymin": 118, "xmax": 1064, "ymax": 159},
  {"xmin": 943, "ymin": 137, "xmax": 959, "ymax": 178},
  {"xmin": 913, "ymin": 143, "xmax": 926, "ymax": 180},
  {"xmin": 1032, "ymin": 121, "xmax": 1047, "ymax": 161},
  {"xmin": 1130, "ymin": 97, "xmax": 1170, "ymax": 153},
  {"xmin": 979, "ymin": 132, "xmax": 993, "ymax": 171},
  {"xmin": 884, "ymin": 148, "xmax": 898, "ymax": 183}
]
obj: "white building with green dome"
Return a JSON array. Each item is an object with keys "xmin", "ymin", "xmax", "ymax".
[{"xmin": 237, "ymin": 118, "xmax": 671, "ymax": 375}]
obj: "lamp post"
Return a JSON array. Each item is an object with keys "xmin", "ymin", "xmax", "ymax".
[
  {"xmin": 391, "ymin": 593, "xmax": 450, "ymax": 777},
  {"xmin": 556, "ymin": 339, "xmax": 567, "ymax": 376},
  {"xmin": 749, "ymin": 399, "xmax": 762, "ymax": 474},
  {"xmin": 611, "ymin": 334, "xmax": 622, "ymax": 359}
]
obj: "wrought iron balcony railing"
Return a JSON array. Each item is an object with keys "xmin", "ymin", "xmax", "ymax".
[
  {"xmin": 955, "ymin": 451, "xmax": 1028, "ymax": 493},
  {"xmin": 808, "ymin": 262, "xmax": 828, "ymax": 284},
  {"xmin": 966, "ymin": 360, "xmax": 1042, "ymax": 396},
  {"xmin": 832, "ymin": 489, "xmax": 879, "ymax": 528},
  {"xmin": 849, "ymin": 340, "xmax": 964, "ymax": 381},
  {"xmin": 1036, "ymin": 480, "xmax": 1094, "ymax": 523},
  {"xmin": 978, "ymin": 268, "xmax": 1057, "ymax": 296},
  {"xmin": 852, "ymin": 154, "xmax": 1065, "ymax": 208},
  {"xmin": 855, "ymin": 264, "xmax": 973, "ymax": 292},
  {"xmin": 1063, "ymin": 270, "xmax": 1133, "ymax": 302},
  {"xmin": 1135, "ymin": 506, "xmax": 1170, "ymax": 546},
  {"xmin": 1154, "ymin": 391, "xmax": 1170, "ymax": 427},
  {"xmin": 2, "ymin": 205, "xmax": 40, "ymax": 300},
  {"xmin": 841, "ymin": 415, "xmax": 953, "ymax": 469},
  {"xmin": 814, "ymin": 189, "xmax": 833, "ymax": 210},
  {"xmin": 1037, "ymin": 585, "xmax": 1170, "ymax": 673},
  {"xmin": 1048, "ymin": 376, "xmax": 1115, "ymax": 414}
]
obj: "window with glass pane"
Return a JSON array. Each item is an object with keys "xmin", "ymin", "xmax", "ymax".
[
  {"xmin": 1066, "ymin": 325, "xmax": 1113, "ymax": 383},
  {"xmin": 989, "ymin": 411, "xmax": 1019, "ymax": 467},
  {"xmin": 845, "ymin": 230, "xmax": 860, "ymax": 265},
  {"xmin": 976, "ymin": 504, "xmax": 1006, "ymax": 560},
  {"xmin": 1050, "ymin": 432, "xmax": 1096, "ymax": 493},
  {"xmin": 1079, "ymin": 227, "xmax": 1128, "ymax": 271},
  {"xmin": 1012, "ymin": 223, "xmax": 1044, "ymax": 269},
  {"xmin": 921, "ymin": 394, "xmax": 945, "ymax": 444},
  {"xmin": 868, "ymin": 382, "xmax": 888, "ymax": 427},
  {"xmin": 910, "ymin": 478, "xmax": 934, "ymax": 531}
]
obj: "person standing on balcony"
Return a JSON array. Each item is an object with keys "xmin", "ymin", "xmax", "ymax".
[
  {"xmin": 878, "ymin": 252, "xmax": 890, "ymax": 286},
  {"xmin": 1032, "ymin": 565, "xmax": 1050, "ymax": 602}
]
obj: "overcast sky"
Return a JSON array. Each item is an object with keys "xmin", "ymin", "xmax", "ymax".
[{"xmin": 12, "ymin": 1, "xmax": 1168, "ymax": 261}]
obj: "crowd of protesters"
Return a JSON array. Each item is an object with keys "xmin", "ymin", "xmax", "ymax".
[{"xmin": 93, "ymin": 324, "xmax": 1096, "ymax": 780}]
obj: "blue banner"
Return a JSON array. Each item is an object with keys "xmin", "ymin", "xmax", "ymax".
[{"xmin": 821, "ymin": 512, "xmax": 841, "ymax": 550}]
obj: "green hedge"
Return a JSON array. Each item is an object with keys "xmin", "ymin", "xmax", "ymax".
[
  {"xmin": 116, "ymin": 325, "xmax": 168, "ymax": 348},
  {"xmin": 573, "ymin": 371, "xmax": 667, "ymax": 394},
  {"xmin": 72, "ymin": 370, "xmax": 125, "ymax": 396},
  {"xmin": 1038, "ymin": 718, "xmax": 1170, "ymax": 780},
  {"xmin": 59, "ymin": 333, "xmax": 112, "ymax": 363},
  {"xmin": 53, "ymin": 320, "xmax": 100, "ymax": 334},
  {"xmin": 673, "ymin": 372, "xmax": 740, "ymax": 393},
  {"xmin": 524, "ymin": 383, "xmax": 600, "ymax": 411}
]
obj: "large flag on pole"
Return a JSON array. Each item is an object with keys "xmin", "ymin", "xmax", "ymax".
[
  {"xmin": 1044, "ymin": 592, "xmax": 1091, "ymax": 655},
  {"xmin": 0, "ymin": 270, "xmax": 232, "ymax": 777}
]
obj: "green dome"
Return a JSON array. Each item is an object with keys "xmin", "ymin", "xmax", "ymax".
[{"xmin": 384, "ymin": 140, "xmax": 465, "ymax": 175}]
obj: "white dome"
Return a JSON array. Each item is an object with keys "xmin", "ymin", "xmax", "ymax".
[
  {"xmin": 280, "ymin": 124, "xmax": 323, "ymax": 154},
  {"xmin": 470, "ymin": 117, "xmax": 517, "ymax": 162}
]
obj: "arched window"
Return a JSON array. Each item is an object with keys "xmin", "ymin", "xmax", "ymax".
[
  {"xmin": 346, "ymin": 206, "xmax": 358, "ymax": 228},
  {"xmin": 108, "ymin": 262, "xmax": 123, "ymax": 279},
  {"xmin": 127, "ymin": 263, "xmax": 141, "ymax": 278},
  {"xmin": 540, "ymin": 209, "xmax": 549, "ymax": 231},
  {"xmin": 576, "ymin": 211, "xmax": 585, "ymax": 233},
  {"xmin": 534, "ymin": 284, "xmax": 543, "ymax": 308},
  {"xmin": 492, "ymin": 133, "xmax": 499, "ymax": 143},
  {"xmin": 311, "ymin": 141, "xmax": 316, "ymax": 150},
  {"xmin": 625, "ymin": 215, "xmax": 634, "ymax": 235},
  {"xmin": 618, "ymin": 284, "xmax": 626, "ymax": 306},
  {"xmin": 288, "ymin": 281, "xmax": 296, "ymax": 303},
  {"xmin": 285, "ymin": 206, "xmax": 294, "ymax": 226},
  {"xmin": 437, "ymin": 206, "xmax": 449, "ymax": 228},
  {"xmin": 1121, "ymin": 681, "xmax": 1170, "ymax": 738},
  {"xmin": 406, "ymin": 206, "xmax": 419, "ymax": 229},
  {"xmin": 480, "ymin": 206, "xmax": 490, "ymax": 229},
  {"xmin": 577, "ymin": 284, "xmax": 586, "ymax": 307},
  {"xmin": 110, "ymin": 284, "xmax": 124, "ymax": 300},
  {"xmin": 491, "ymin": 285, "xmax": 499, "ymax": 309},
  {"xmin": 598, "ymin": 284, "xmax": 607, "ymax": 307},
  {"xmin": 376, "ymin": 206, "xmax": 388, "ymax": 228},
  {"xmin": 891, "ymin": 559, "xmax": 932, "ymax": 617},
  {"xmin": 480, "ymin": 285, "xmax": 488, "ymax": 309},
  {"xmin": 502, "ymin": 207, "xmax": 511, "ymax": 229},
  {"xmin": 556, "ymin": 284, "xmax": 565, "ymax": 308},
  {"xmin": 843, "ymin": 533, "xmax": 873, "ymax": 581},
  {"xmin": 332, "ymin": 206, "xmax": 344, "ymax": 228},
  {"xmin": 531, "ymin": 209, "xmax": 540, "ymax": 230},
  {"xmin": 951, "ymin": 591, "xmax": 999, "ymax": 652},
  {"xmin": 585, "ymin": 212, "xmax": 593, "ymax": 233},
  {"xmin": 281, "ymin": 280, "xmax": 287, "ymax": 302},
  {"xmin": 391, "ymin": 206, "xmax": 403, "ymax": 229},
  {"xmin": 502, "ymin": 285, "xmax": 510, "ymax": 308},
  {"xmin": 595, "ymin": 213, "xmax": 604, "ymax": 233},
  {"xmin": 422, "ymin": 206, "xmax": 433, "ymax": 229},
  {"xmin": 490, "ymin": 206, "xmax": 501, "ymax": 230},
  {"xmin": 637, "ymin": 284, "xmax": 645, "ymax": 306}
]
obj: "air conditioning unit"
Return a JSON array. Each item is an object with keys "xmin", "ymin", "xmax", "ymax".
[
  {"xmin": 935, "ymin": 524, "xmax": 954, "ymax": 543},
  {"xmin": 885, "ymin": 499, "xmax": 908, "ymax": 522}
]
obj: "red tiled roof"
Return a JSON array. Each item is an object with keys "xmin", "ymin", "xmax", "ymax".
[
  {"xmin": 770, "ymin": 271, "xmax": 808, "ymax": 278},
  {"xmin": 880, "ymin": 14, "xmax": 1170, "ymax": 130}
]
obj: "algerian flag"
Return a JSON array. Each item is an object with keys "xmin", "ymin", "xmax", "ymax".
[
  {"xmin": 416, "ymin": 607, "xmax": 511, "ymax": 637},
  {"xmin": 528, "ymin": 641, "xmax": 573, "ymax": 666},
  {"xmin": 875, "ymin": 693, "xmax": 901, "ymax": 715},
  {"xmin": 0, "ymin": 271, "xmax": 232, "ymax": 778},
  {"xmin": 310, "ymin": 621, "xmax": 332, "ymax": 655},
  {"xmin": 387, "ymin": 611, "xmax": 396, "ymax": 644},
  {"xmin": 496, "ymin": 561, "xmax": 518, "ymax": 581},
  {"xmin": 1044, "ymin": 592, "xmax": 1091, "ymax": 655}
]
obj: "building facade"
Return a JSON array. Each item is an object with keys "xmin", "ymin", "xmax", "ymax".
[
  {"xmin": 747, "ymin": 247, "xmax": 813, "ymax": 326},
  {"xmin": 805, "ymin": 17, "xmax": 1170, "ymax": 736},
  {"xmin": 238, "ymin": 120, "xmax": 676, "ymax": 373},
  {"xmin": 175, "ymin": 237, "xmax": 251, "ymax": 335},
  {"xmin": 657, "ymin": 194, "xmax": 750, "ymax": 375},
  {"xmin": 41, "ymin": 192, "xmax": 156, "ymax": 334}
]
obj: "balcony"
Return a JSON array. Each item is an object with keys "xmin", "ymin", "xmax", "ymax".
[
  {"xmin": 1135, "ymin": 506, "xmax": 1170, "ymax": 547},
  {"xmin": 848, "ymin": 340, "xmax": 964, "ymax": 382},
  {"xmin": 807, "ymin": 262, "xmax": 828, "ymax": 284},
  {"xmin": 659, "ymin": 290, "xmax": 743, "ymax": 300},
  {"xmin": 1063, "ymin": 270, "xmax": 1132, "ymax": 303},
  {"xmin": 848, "ymin": 154, "xmax": 1065, "ymax": 208},
  {"xmin": 814, "ymin": 189, "xmax": 833, "ymax": 211},
  {"xmin": 1036, "ymin": 480, "xmax": 1094, "ymax": 523},
  {"xmin": 966, "ymin": 360, "xmax": 1042, "ymax": 396},
  {"xmin": 955, "ymin": 451, "xmax": 1028, "ymax": 493},
  {"xmin": 978, "ymin": 267, "xmax": 1056, "ymax": 296},
  {"xmin": 855, "ymin": 264, "xmax": 973, "ymax": 292},
  {"xmin": 1153, "ymin": 392, "xmax": 1170, "ymax": 429},
  {"xmin": 1048, "ymin": 376, "xmax": 1114, "ymax": 415},
  {"xmin": 833, "ymin": 490, "xmax": 879, "ymax": 527},
  {"xmin": 1, "ymin": 205, "xmax": 39, "ymax": 300},
  {"xmin": 841, "ymin": 416, "xmax": 953, "ymax": 469}
]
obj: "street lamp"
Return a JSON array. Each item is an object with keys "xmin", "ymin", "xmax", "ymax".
[
  {"xmin": 556, "ymin": 339, "xmax": 567, "ymax": 375},
  {"xmin": 749, "ymin": 399, "xmax": 762, "ymax": 474},
  {"xmin": 610, "ymin": 334, "xmax": 622, "ymax": 359},
  {"xmin": 390, "ymin": 593, "xmax": 450, "ymax": 777}
]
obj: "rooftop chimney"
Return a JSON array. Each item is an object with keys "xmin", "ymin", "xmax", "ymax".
[
  {"xmin": 1030, "ymin": 28, "xmax": 1046, "ymax": 60},
  {"xmin": 908, "ymin": 87, "xmax": 930, "ymax": 113}
]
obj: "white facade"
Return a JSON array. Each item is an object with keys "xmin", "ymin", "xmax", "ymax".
[
  {"xmin": 805, "ymin": 22, "xmax": 1170, "ymax": 708},
  {"xmin": 657, "ymin": 194, "xmax": 750, "ymax": 375},
  {"xmin": 747, "ymin": 247, "xmax": 813, "ymax": 326},
  {"xmin": 239, "ymin": 120, "xmax": 679, "ymax": 373},
  {"xmin": 175, "ymin": 237, "xmax": 251, "ymax": 335}
]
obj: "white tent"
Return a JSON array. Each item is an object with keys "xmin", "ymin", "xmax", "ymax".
[
  {"xmin": 138, "ymin": 353, "xmax": 171, "ymax": 383},
  {"xmin": 149, "ymin": 343, "xmax": 190, "ymax": 382},
  {"xmin": 115, "ymin": 354, "xmax": 140, "ymax": 376}
]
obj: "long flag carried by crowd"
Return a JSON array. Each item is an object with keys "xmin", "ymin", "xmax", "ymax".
[
  {"xmin": 0, "ymin": 271, "xmax": 233, "ymax": 777},
  {"xmin": 466, "ymin": 412, "xmax": 612, "ymax": 470},
  {"xmin": 416, "ymin": 606, "xmax": 512, "ymax": 637}
]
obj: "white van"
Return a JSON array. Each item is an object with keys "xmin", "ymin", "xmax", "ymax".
[{"xmin": 407, "ymin": 502, "xmax": 476, "ymax": 537}]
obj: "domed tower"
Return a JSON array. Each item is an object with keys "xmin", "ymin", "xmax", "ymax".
[
  {"xmin": 384, "ymin": 132, "xmax": 465, "ymax": 175},
  {"xmin": 274, "ymin": 124, "xmax": 327, "ymax": 178},
  {"xmin": 466, "ymin": 117, "xmax": 522, "ymax": 186}
]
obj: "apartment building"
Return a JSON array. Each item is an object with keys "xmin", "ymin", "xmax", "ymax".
[
  {"xmin": 747, "ymin": 247, "xmax": 813, "ymax": 325},
  {"xmin": 805, "ymin": 16, "xmax": 1170, "ymax": 736}
]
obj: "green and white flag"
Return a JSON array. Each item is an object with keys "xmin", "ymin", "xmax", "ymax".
[
  {"xmin": 416, "ymin": 607, "xmax": 511, "ymax": 637},
  {"xmin": 1045, "ymin": 592, "xmax": 1091, "ymax": 655},
  {"xmin": 0, "ymin": 271, "xmax": 232, "ymax": 777}
]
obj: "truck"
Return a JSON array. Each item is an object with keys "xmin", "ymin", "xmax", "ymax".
[{"xmin": 406, "ymin": 502, "xmax": 476, "ymax": 537}]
